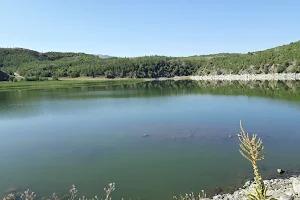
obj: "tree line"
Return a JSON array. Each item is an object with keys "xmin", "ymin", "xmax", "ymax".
[{"xmin": 0, "ymin": 41, "xmax": 300, "ymax": 80}]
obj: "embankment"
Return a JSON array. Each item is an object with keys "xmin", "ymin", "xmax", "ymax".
[
  {"xmin": 209, "ymin": 175, "xmax": 300, "ymax": 200},
  {"xmin": 190, "ymin": 73, "xmax": 300, "ymax": 81}
]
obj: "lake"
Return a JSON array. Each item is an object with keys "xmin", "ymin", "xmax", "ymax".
[{"xmin": 0, "ymin": 80, "xmax": 300, "ymax": 200}]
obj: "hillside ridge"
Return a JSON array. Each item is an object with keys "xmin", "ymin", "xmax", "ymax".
[{"xmin": 0, "ymin": 41, "xmax": 299, "ymax": 79}]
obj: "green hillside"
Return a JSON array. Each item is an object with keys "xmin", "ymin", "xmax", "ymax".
[
  {"xmin": 194, "ymin": 41, "xmax": 300, "ymax": 75},
  {"xmin": 0, "ymin": 41, "xmax": 300, "ymax": 79}
]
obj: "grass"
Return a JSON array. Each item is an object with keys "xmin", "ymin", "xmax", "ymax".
[{"xmin": 0, "ymin": 78, "xmax": 148, "ymax": 92}]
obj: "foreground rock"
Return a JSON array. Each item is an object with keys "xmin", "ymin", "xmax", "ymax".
[
  {"xmin": 278, "ymin": 169, "xmax": 286, "ymax": 174},
  {"xmin": 209, "ymin": 175, "xmax": 300, "ymax": 200},
  {"xmin": 293, "ymin": 177, "xmax": 300, "ymax": 195}
]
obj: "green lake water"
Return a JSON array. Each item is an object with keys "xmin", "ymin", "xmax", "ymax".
[{"xmin": 0, "ymin": 80, "xmax": 300, "ymax": 200}]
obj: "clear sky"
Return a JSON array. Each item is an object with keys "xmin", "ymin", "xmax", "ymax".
[{"xmin": 1, "ymin": 0, "xmax": 300, "ymax": 57}]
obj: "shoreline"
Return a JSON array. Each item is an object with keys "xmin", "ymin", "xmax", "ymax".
[
  {"xmin": 2, "ymin": 174, "xmax": 300, "ymax": 200},
  {"xmin": 190, "ymin": 73, "xmax": 300, "ymax": 81},
  {"xmin": 210, "ymin": 174, "xmax": 300, "ymax": 200},
  {"xmin": 0, "ymin": 78, "xmax": 147, "ymax": 92},
  {"xmin": 1, "ymin": 73, "xmax": 300, "ymax": 92}
]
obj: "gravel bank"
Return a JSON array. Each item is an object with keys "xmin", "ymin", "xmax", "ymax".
[
  {"xmin": 190, "ymin": 73, "xmax": 300, "ymax": 81},
  {"xmin": 206, "ymin": 175, "xmax": 300, "ymax": 200}
]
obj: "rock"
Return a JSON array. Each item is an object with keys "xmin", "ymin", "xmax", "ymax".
[
  {"xmin": 293, "ymin": 177, "xmax": 300, "ymax": 195},
  {"xmin": 209, "ymin": 175, "xmax": 300, "ymax": 200},
  {"xmin": 278, "ymin": 169, "xmax": 286, "ymax": 174},
  {"xmin": 214, "ymin": 187, "xmax": 223, "ymax": 194},
  {"xmin": 275, "ymin": 193, "xmax": 294, "ymax": 200},
  {"xmin": 0, "ymin": 70, "xmax": 9, "ymax": 81},
  {"xmin": 243, "ymin": 180, "xmax": 251, "ymax": 188},
  {"xmin": 142, "ymin": 134, "xmax": 149, "ymax": 137},
  {"xmin": 212, "ymin": 194, "xmax": 222, "ymax": 199},
  {"xmin": 285, "ymin": 192, "xmax": 293, "ymax": 196}
]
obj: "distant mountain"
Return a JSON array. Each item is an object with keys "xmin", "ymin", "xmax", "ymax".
[{"xmin": 95, "ymin": 54, "xmax": 113, "ymax": 59}]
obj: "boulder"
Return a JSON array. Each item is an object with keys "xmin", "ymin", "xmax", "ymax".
[
  {"xmin": 0, "ymin": 70, "xmax": 9, "ymax": 81},
  {"xmin": 214, "ymin": 187, "xmax": 223, "ymax": 194},
  {"xmin": 279, "ymin": 194, "xmax": 294, "ymax": 200},
  {"xmin": 243, "ymin": 180, "xmax": 251, "ymax": 188},
  {"xmin": 276, "ymin": 193, "xmax": 294, "ymax": 200},
  {"xmin": 278, "ymin": 169, "xmax": 286, "ymax": 174},
  {"xmin": 293, "ymin": 177, "xmax": 300, "ymax": 195}
]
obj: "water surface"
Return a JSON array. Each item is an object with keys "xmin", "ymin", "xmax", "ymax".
[{"xmin": 0, "ymin": 80, "xmax": 300, "ymax": 200}]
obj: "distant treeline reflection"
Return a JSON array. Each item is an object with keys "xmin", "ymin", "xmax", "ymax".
[{"xmin": 1, "ymin": 80, "xmax": 300, "ymax": 103}]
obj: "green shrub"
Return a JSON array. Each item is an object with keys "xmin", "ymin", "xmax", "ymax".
[
  {"xmin": 8, "ymin": 76, "xmax": 15, "ymax": 82},
  {"xmin": 52, "ymin": 76, "xmax": 59, "ymax": 81},
  {"xmin": 38, "ymin": 77, "xmax": 48, "ymax": 81}
]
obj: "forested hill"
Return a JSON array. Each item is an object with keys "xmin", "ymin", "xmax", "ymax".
[{"xmin": 0, "ymin": 41, "xmax": 300, "ymax": 79}]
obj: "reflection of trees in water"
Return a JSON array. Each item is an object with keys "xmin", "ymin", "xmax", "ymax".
[
  {"xmin": 1, "ymin": 80, "xmax": 300, "ymax": 104},
  {"xmin": 134, "ymin": 80, "xmax": 300, "ymax": 101}
]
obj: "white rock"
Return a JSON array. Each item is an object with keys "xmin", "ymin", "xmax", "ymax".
[
  {"xmin": 293, "ymin": 177, "xmax": 300, "ymax": 195},
  {"xmin": 277, "ymin": 193, "xmax": 294, "ymax": 200},
  {"xmin": 212, "ymin": 194, "xmax": 222, "ymax": 199},
  {"xmin": 285, "ymin": 191, "xmax": 293, "ymax": 196},
  {"xmin": 243, "ymin": 181, "xmax": 251, "ymax": 188},
  {"xmin": 208, "ymin": 176, "xmax": 300, "ymax": 200}
]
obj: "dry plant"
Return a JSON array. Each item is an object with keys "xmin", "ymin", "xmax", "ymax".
[
  {"xmin": 172, "ymin": 190, "xmax": 207, "ymax": 200},
  {"xmin": 2, "ymin": 194, "xmax": 15, "ymax": 200},
  {"xmin": 238, "ymin": 120, "xmax": 268, "ymax": 200},
  {"xmin": 2, "ymin": 183, "xmax": 115, "ymax": 200},
  {"xmin": 21, "ymin": 190, "xmax": 37, "ymax": 200},
  {"xmin": 103, "ymin": 183, "xmax": 115, "ymax": 200},
  {"xmin": 69, "ymin": 185, "xmax": 78, "ymax": 200}
]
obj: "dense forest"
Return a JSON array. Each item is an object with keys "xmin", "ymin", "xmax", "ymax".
[{"xmin": 0, "ymin": 41, "xmax": 300, "ymax": 80}]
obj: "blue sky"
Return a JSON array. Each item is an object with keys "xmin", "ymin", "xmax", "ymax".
[{"xmin": 1, "ymin": 0, "xmax": 300, "ymax": 57}]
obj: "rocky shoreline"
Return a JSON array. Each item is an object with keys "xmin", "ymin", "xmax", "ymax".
[
  {"xmin": 2, "ymin": 175, "xmax": 300, "ymax": 200},
  {"xmin": 207, "ymin": 175, "xmax": 300, "ymax": 200},
  {"xmin": 190, "ymin": 73, "xmax": 300, "ymax": 81}
]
